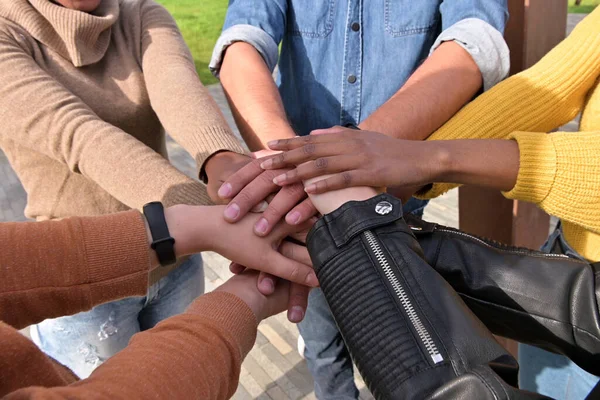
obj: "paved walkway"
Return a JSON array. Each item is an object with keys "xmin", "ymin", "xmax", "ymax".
[{"xmin": 0, "ymin": 14, "xmax": 586, "ymax": 399}]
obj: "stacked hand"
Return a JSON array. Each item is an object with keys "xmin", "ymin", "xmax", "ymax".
[
  {"xmin": 260, "ymin": 126, "xmax": 439, "ymax": 195},
  {"xmin": 204, "ymin": 150, "xmax": 320, "ymax": 323}
]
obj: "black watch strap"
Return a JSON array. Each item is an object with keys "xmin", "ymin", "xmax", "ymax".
[{"xmin": 143, "ymin": 202, "xmax": 176, "ymax": 267}]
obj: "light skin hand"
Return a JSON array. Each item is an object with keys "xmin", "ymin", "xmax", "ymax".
[
  {"xmin": 157, "ymin": 204, "xmax": 318, "ymax": 288},
  {"xmin": 215, "ymin": 270, "xmax": 291, "ymax": 322},
  {"xmin": 204, "ymin": 151, "xmax": 253, "ymax": 204},
  {"xmin": 217, "ymin": 157, "xmax": 318, "ymax": 236},
  {"xmin": 228, "ymin": 222, "xmax": 314, "ymax": 323}
]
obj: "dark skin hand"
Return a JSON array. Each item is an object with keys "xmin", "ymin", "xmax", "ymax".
[
  {"xmin": 261, "ymin": 127, "xmax": 438, "ymax": 193},
  {"xmin": 262, "ymin": 127, "xmax": 520, "ymax": 194}
]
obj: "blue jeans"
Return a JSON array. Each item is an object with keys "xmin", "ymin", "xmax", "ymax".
[
  {"xmin": 298, "ymin": 197, "xmax": 427, "ymax": 399},
  {"xmin": 519, "ymin": 227, "xmax": 599, "ymax": 399},
  {"xmin": 31, "ymin": 254, "xmax": 204, "ymax": 378}
]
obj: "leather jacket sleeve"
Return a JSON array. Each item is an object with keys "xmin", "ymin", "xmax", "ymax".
[
  {"xmin": 307, "ymin": 194, "xmax": 546, "ymax": 399},
  {"xmin": 405, "ymin": 214, "xmax": 600, "ymax": 377}
]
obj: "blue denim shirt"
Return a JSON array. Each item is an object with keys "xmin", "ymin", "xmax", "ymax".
[{"xmin": 211, "ymin": 0, "xmax": 509, "ymax": 136}]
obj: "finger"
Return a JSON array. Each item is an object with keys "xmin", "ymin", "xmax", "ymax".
[
  {"xmin": 262, "ymin": 142, "xmax": 352, "ymax": 171},
  {"xmin": 253, "ymin": 183, "xmax": 306, "ymax": 236},
  {"xmin": 251, "ymin": 200, "xmax": 269, "ymax": 213},
  {"xmin": 217, "ymin": 159, "xmax": 264, "ymax": 200},
  {"xmin": 250, "ymin": 193, "xmax": 276, "ymax": 212},
  {"xmin": 267, "ymin": 132, "xmax": 342, "ymax": 152},
  {"xmin": 279, "ymin": 241, "xmax": 312, "ymax": 266},
  {"xmin": 224, "ymin": 169, "xmax": 287, "ymax": 222},
  {"xmin": 229, "ymin": 262, "xmax": 246, "ymax": 275},
  {"xmin": 287, "ymin": 283, "xmax": 310, "ymax": 323},
  {"xmin": 273, "ymin": 156, "xmax": 362, "ymax": 186},
  {"xmin": 266, "ymin": 252, "xmax": 318, "ymax": 287},
  {"xmin": 270, "ymin": 213, "xmax": 314, "ymax": 242},
  {"xmin": 285, "ymin": 197, "xmax": 318, "ymax": 226},
  {"xmin": 304, "ymin": 172, "xmax": 366, "ymax": 194},
  {"xmin": 257, "ymin": 272, "xmax": 276, "ymax": 296},
  {"xmin": 251, "ymin": 149, "xmax": 281, "ymax": 159}
]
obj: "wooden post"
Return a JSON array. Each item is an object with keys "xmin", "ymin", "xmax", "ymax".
[{"xmin": 458, "ymin": 0, "xmax": 568, "ymax": 356}]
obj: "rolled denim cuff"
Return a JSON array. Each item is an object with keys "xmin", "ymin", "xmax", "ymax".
[
  {"xmin": 210, "ymin": 24, "xmax": 279, "ymax": 78},
  {"xmin": 430, "ymin": 18, "xmax": 510, "ymax": 91}
]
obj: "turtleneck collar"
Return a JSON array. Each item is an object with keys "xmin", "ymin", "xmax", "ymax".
[{"xmin": 0, "ymin": 0, "xmax": 119, "ymax": 66}]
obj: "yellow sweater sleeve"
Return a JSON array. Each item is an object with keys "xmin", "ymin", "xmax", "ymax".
[
  {"xmin": 417, "ymin": 8, "xmax": 600, "ymax": 199},
  {"xmin": 503, "ymin": 131, "xmax": 600, "ymax": 236}
]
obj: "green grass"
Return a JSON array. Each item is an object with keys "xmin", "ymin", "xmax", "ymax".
[
  {"xmin": 157, "ymin": 0, "xmax": 227, "ymax": 85},
  {"xmin": 568, "ymin": 0, "xmax": 599, "ymax": 13}
]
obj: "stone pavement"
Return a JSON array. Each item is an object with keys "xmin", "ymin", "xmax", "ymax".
[{"xmin": 0, "ymin": 14, "xmax": 586, "ymax": 399}]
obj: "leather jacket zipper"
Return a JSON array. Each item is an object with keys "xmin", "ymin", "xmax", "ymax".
[
  {"xmin": 363, "ymin": 230, "xmax": 444, "ymax": 365},
  {"xmin": 430, "ymin": 227, "xmax": 572, "ymax": 259}
]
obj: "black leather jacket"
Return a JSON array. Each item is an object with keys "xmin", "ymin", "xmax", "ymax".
[{"xmin": 306, "ymin": 194, "xmax": 600, "ymax": 400}]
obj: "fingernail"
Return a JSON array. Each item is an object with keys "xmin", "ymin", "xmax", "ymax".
[
  {"xmin": 254, "ymin": 217, "xmax": 269, "ymax": 235},
  {"xmin": 267, "ymin": 140, "xmax": 278, "ymax": 148},
  {"xmin": 260, "ymin": 277, "xmax": 275, "ymax": 293},
  {"xmin": 218, "ymin": 183, "xmax": 232, "ymax": 198},
  {"xmin": 305, "ymin": 273, "xmax": 319, "ymax": 287},
  {"xmin": 251, "ymin": 200, "xmax": 268, "ymax": 213},
  {"xmin": 289, "ymin": 306, "xmax": 305, "ymax": 323},
  {"xmin": 273, "ymin": 173, "xmax": 286, "ymax": 185},
  {"xmin": 260, "ymin": 159, "xmax": 273, "ymax": 169},
  {"xmin": 286, "ymin": 211, "xmax": 301, "ymax": 225},
  {"xmin": 224, "ymin": 203, "xmax": 240, "ymax": 220},
  {"xmin": 304, "ymin": 184, "xmax": 317, "ymax": 193}
]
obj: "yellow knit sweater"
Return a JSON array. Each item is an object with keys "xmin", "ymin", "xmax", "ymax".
[{"xmin": 420, "ymin": 8, "xmax": 600, "ymax": 261}]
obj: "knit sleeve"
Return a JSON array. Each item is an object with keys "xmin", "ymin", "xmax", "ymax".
[
  {"xmin": 6, "ymin": 292, "xmax": 257, "ymax": 400},
  {"xmin": 0, "ymin": 27, "xmax": 212, "ymax": 209},
  {"xmin": 416, "ymin": 9, "xmax": 600, "ymax": 199},
  {"xmin": 0, "ymin": 211, "xmax": 150, "ymax": 330},
  {"xmin": 503, "ymin": 130, "xmax": 600, "ymax": 235},
  {"xmin": 139, "ymin": 0, "xmax": 246, "ymax": 177}
]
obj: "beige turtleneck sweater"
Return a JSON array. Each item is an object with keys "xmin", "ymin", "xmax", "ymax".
[{"xmin": 0, "ymin": 0, "xmax": 245, "ymax": 220}]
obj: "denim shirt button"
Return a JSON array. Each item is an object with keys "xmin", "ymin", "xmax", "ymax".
[
  {"xmin": 348, "ymin": 75, "xmax": 357, "ymax": 84},
  {"xmin": 351, "ymin": 22, "xmax": 360, "ymax": 32}
]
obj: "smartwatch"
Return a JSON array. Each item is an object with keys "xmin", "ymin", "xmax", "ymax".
[{"xmin": 143, "ymin": 202, "xmax": 176, "ymax": 266}]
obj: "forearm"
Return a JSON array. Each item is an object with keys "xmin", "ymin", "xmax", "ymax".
[
  {"xmin": 220, "ymin": 42, "xmax": 296, "ymax": 151},
  {"xmin": 304, "ymin": 176, "xmax": 378, "ymax": 215},
  {"xmin": 429, "ymin": 139, "xmax": 520, "ymax": 192},
  {"xmin": 0, "ymin": 211, "xmax": 150, "ymax": 329},
  {"xmin": 140, "ymin": 1, "xmax": 244, "ymax": 172},
  {"xmin": 302, "ymin": 135, "xmax": 520, "ymax": 214},
  {"xmin": 0, "ymin": 205, "xmax": 216, "ymax": 329},
  {"xmin": 8, "ymin": 292, "xmax": 257, "ymax": 400},
  {"xmin": 359, "ymin": 41, "xmax": 482, "ymax": 140}
]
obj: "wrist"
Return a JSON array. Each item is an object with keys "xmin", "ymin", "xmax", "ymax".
[
  {"xmin": 204, "ymin": 151, "xmax": 249, "ymax": 183},
  {"xmin": 427, "ymin": 141, "xmax": 455, "ymax": 183},
  {"xmin": 164, "ymin": 205, "xmax": 214, "ymax": 257}
]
